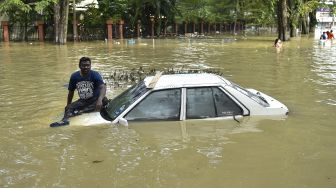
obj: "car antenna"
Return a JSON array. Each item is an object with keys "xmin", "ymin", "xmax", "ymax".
[{"xmin": 147, "ymin": 71, "xmax": 162, "ymax": 88}]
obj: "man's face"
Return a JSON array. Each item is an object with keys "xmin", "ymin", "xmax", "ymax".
[{"xmin": 79, "ymin": 61, "xmax": 91, "ymax": 75}]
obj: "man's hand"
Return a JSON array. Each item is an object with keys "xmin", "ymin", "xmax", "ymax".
[
  {"xmin": 95, "ymin": 99, "xmax": 103, "ymax": 111},
  {"xmin": 95, "ymin": 84, "xmax": 106, "ymax": 111}
]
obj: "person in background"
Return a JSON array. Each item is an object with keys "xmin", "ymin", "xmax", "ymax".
[
  {"xmin": 328, "ymin": 30, "xmax": 334, "ymax": 39},
  {"xmin": 274, "ymin": 38, "xmax": 282, "ymax": 48},
  {"xmin": 322, "ymin": 32, "xmax": 328, "ymax": 40},
  {"xmin": 50, "ymin": 57, "xmax": 107, "ymax": 127}
]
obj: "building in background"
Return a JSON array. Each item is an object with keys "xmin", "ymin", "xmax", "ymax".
[
  {"xmin": 315, "ymin": 0, "xmax": 336, "ymax": 38},
  {"xmin": 76, "ymin": 0, "xmax": 98, "ymax": 11}
]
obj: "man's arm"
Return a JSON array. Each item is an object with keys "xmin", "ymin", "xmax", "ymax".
[
  {"xmin": 95, "ymin": 84, "xmax": 106, "ymax": 111},
  {"xmin": 67, "ymin": 90, "xmax": 75, "ymax": 106}
]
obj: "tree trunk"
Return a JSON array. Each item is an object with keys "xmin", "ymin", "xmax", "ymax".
[
  {"xmin": 24, "ymin": 15, "xmax": 28, "ymax": 41},
  {"xmin": 208, "ymin": 23, "xmax": 210, "ymax": 34},
  {"xmin": 233, "ymin": 0, "xmax": 239, "ymax": 35},
  {"xmin": 288, "ymin": 0, "xmax": 298, "ymax": 37},
  {"xmin": 184, "ymin": 22, "xmax": 187, "ymax": 34},
  {"xmin": 193, "ymin": 22, "xmax": 195, "ymax": 33},
  {"xmin": 54, "ymin": 3, "xmax": 60, "ymax": 43},
  {"xmin": 73, "ymin": 0, "xmax": 77, "ymax": 41},
  {"xmin": 277, "ymin": 0, "xmax": 288, "ymax": 41},
  {"xmin": 309, "ymin": 10, "xmax": 317, "ymax": 33},
  {"xmin": 54, "ymin": 0, "xmax": 69, "ymax": 44},
  {"xmin": 301, "ymin": 14, "xmax": 309, "ymax": 34},
  {"xmin": 290, "ymin": 25, "xmax": 296, "ymax": 37}
]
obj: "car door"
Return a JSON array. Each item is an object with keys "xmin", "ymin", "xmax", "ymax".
[
  {"xmin": 124, "ymin": 88, "xmax": 181, "ymax": 121},
  {"xmin": 185, "ymin": 87, "xmax": 244, "ymax": 120}
]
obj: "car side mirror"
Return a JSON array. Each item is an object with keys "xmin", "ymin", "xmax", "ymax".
[
  {"xmin": 118, "ymin": 117, "xmax": 128, "ymax": 127},
  {"xmin": 233, "ymin": 114, "xmax": 243, "ymax": 123}
]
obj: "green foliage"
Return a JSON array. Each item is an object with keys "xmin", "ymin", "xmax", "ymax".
[
  {"xmin": 177, "ymin": 0, "xmax": 208, "ymax": 22},
  {"xmin": 0, "ymin": 0, "xmax": 56, "ymax": 25},
  {"xmin": 97, "ymin": 0, "xmax": 127, "ymax": 21},
  {"xmin": 95, "ymin": 0, "xmax": 177, "ymax": 36},
  {"xmin": 0, "ymin": 0, "xmax": 326, "ymax": 39},
  {"xmin": 35, "ymin": 0, "xmax": 57, "ymax": 13},
  {"xmin": 0, "ymin": 0, "xmax": 31, "ymax": 14},
  {"xmin": 81, "ymin": 4, "xmax": 105, "ymax": 27},
  {"xmin": 287, "ymin": 0, "xmax": 320, "ymax": 28},
  {"xmin": 175, "ymin": 0, "xmax": 277, "ymax": 26}
]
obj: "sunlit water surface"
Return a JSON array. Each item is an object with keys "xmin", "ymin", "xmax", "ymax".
[{"xmin": 0, "ymin": 37, "xmax": 335, "ymax": 188}]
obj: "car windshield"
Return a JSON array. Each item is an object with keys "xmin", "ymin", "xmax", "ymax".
[
  {"xmin": 103, "ymin": 81, "xmax": 149, "ymax": 120},
  {"xmin": 231, "ymin": 83, "xmax": 270, "ymax": 107}
]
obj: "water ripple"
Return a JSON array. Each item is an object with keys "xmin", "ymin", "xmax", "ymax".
[{"xmin": 311, "ymin": 41, "xmax": 336, "ymax": 106}]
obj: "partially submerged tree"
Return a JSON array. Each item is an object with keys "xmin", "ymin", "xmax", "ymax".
[{"xmin": 52, "ymin": 0, "xmax": 69, "ymax": 44}]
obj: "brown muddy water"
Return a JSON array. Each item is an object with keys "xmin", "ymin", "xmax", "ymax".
[{"xmin": 0, "ymin": 37, "xmax": 335, "ymax": 188}]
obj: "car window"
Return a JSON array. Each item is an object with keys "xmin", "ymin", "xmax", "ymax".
[
  {"xmin": 186, "ymin": 88, "xmax": 216, "ymax": 118},
  {"xmin": 102, "ymin": 81, "xmax": 149, "ymax": 120},
  {"xmin": 212, "ymin": 87, "xmax": 243, "ymax": 116},
  {"xmin": 186, "ymin": 87, "xmax": 243, "ymax": 119},
  {"xmin": 125, "ymin": 89, "xmax": 181, "ymax": 121}
]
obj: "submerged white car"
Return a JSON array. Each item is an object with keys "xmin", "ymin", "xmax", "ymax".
[{"xmin": 87, "ymin": 73, "xmax": 288, "ymax": 126}]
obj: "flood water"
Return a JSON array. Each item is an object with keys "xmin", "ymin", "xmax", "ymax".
[{"xmin": 0, "ymin": 37, "xmax": 335, "ymax": 188}]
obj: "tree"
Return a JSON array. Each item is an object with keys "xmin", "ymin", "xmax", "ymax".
[
  {"xmin": 276, "ymin": 0, "xmax": 288, "ymax": 41},
  {"xmin": 242, "ymin": 0, "xmax": 276, "ymax": 33},
  {"xmin": 53, "ymin": 0, "xmax": 69, "ymax": 44},
  {"xmin": 287, "ymin": 0, "xmax": 320, "ymax": 37}
]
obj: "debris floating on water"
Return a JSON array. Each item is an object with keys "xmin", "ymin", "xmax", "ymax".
[{"xmin": 101, "ymin": 67, "xmax": 224, "ymax": 89}]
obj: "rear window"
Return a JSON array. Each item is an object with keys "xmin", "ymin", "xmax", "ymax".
[{"xmin": 186, "ymin": 87, "xmax": 243, "ymax": 119}]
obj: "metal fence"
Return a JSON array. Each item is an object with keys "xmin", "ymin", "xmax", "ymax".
[
  {"xmin": 77, "ymin": 26, "xmax": 106, "ymax": 41},
  {"xmin": 1, "ymin": 23, "xmax": 273, "ymax": 42},
  {"xmin": 9, "ymin": 26, "xmax": 38, "ymax": 41}
]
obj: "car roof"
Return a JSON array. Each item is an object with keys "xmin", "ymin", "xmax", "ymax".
[{"xmin": 144, "ymin": 73, "xmax": 232, "ymax": 90}]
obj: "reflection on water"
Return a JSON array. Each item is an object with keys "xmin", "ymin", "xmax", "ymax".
[
  {"xmin": 1, "ymin": 38, "xmax": 336, "ymax": 188},
  {"xmin": 311, "ymin": 40, "xmax": 336, "ymax": 105},
  {"xmin": 129, "ymin": 117, "xmax": 265, "ymax": 166}
]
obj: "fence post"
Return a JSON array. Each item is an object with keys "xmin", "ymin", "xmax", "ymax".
[
  {"xmin": 193, "ymin": 22, "xmax": 195, "ymax": 33},
  {"xmin": 73, "ymin": 20, "xmax": 78, "ymax": 41},
  {"xmin": 119, "ymin": 20, "xmax": 124, "ymax": 39},
  {"xmin": 106, "ymin": 20, "xmax": 113, "ymax": 41},
  {"xmin": 1, "ymin": 21, "xmax": 9, "ymax": 42},
  {"xmin": 184, "ymin": 22, "xmax": 188, "ymax": 35},
  {"xmin": 150, "ymin": 16, "xmax": 155, "ymax": 38},
  {"xmin": 36, "ymin": 21, "xmax": 44, "ymax": 42},
  {"xmin": 208, "ymin": 23, "xmax": 210, "ymax": 34}
]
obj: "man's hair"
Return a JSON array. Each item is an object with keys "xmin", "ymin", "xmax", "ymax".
[{"xmin": 79, "ymin": 57, "xmax": 91, "ymax": 66}]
